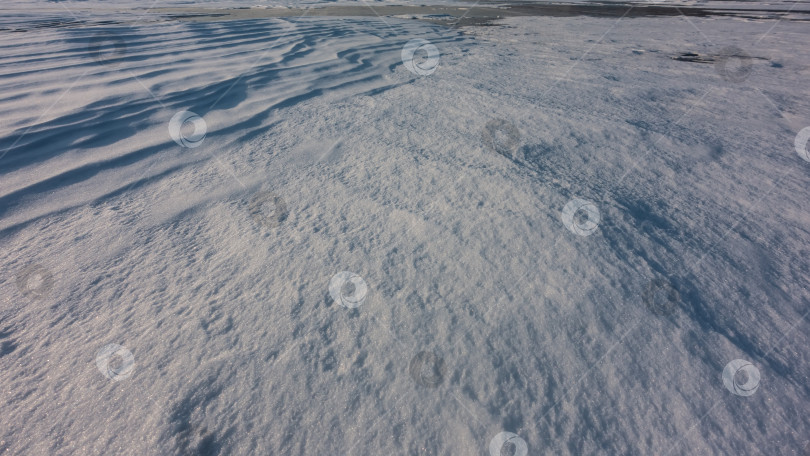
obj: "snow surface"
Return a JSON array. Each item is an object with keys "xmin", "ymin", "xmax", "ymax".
[{"xmin": 1, "ymin": 3, "xmax": 809, "ymax": 456}]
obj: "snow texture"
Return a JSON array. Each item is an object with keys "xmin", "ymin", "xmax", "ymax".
[{"xmin": 1, "ymin": 3, "xmax": 809, "ymax": 456}]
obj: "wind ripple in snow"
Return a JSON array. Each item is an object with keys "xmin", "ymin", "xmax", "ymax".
[{"xmin": 0, "ymin": 18, "xmax": 460, "ymax": 236}]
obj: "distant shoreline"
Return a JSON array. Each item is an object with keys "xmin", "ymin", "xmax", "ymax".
[
  {"xmin": 2, "ymin": 1, "xmax": 808, "ymax": 30},
  {"xmin": 122, "ymin": 3, "xmax": 810, "ymax": 27}
]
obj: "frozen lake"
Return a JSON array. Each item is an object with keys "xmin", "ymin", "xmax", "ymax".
[{"xmin": 1, "ymin": 1, "xmax": 809, "ymax": 455}]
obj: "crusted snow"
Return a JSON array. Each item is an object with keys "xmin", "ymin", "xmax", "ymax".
[{"xmin": 1, "ymin": 5, "xmax": 809, "ymax": 456}]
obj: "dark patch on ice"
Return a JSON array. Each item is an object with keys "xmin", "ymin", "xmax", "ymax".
[
  {"xmin": 671, "ymin": 52, "xmax": 715, "ymax": 63},
  {"xmin": 625, "ymin": 119, "xmax": 656, "ymax": 137},
  {"xmin": 670, "ymin": 49, "xmax": 768, "ymax": 84},
  {"xmin": 422, "ymin": 14, "xmax": 455, "ymax": 20}
]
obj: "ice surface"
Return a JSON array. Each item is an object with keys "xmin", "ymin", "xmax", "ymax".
[{"xmin": 0, "ymin": 2, "xmax": 809, "ymax": 455}]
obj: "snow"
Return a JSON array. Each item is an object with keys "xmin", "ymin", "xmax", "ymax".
[{"xmin": 1, "ymin": 2, "xmax": 809, "ymax": 455}]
